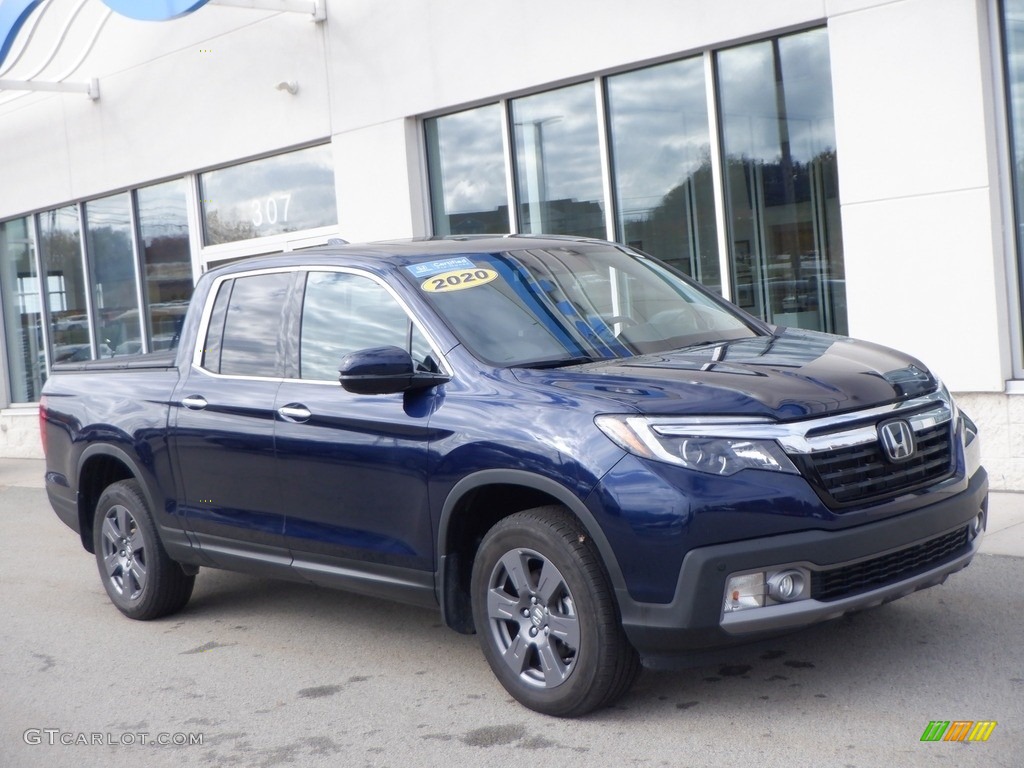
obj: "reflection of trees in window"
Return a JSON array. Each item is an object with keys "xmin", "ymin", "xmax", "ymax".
[
  {"xmin": 718, "ymin": 29, "xmax": 846, "ymax": 335},
  {"xmin": 623, "ymin": 154, "xmax": 718, "ymax": 288}
]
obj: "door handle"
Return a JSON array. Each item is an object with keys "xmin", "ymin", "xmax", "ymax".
[
  {"xmin": 181, "ymin": 395, "xmax": 207, "ymax": 410},
  {"xmin": 277, "ymin": 404, "xmax": 312, "ymax": 423}
]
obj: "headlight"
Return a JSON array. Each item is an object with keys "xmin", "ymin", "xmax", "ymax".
[{"xmin": 595, "ymin": 415, "xmax": 798, "ymax": 475}]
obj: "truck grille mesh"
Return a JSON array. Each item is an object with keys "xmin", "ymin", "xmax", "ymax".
[
  {"xmin": 811, "ymin": 526, "xmax": 969, "ymax": 602},
  {"xmin": 797, "ymin": 422, "xmax": 954, "ymax": 508}
]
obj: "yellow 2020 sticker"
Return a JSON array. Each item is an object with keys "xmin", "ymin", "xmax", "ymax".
[{"xmin": 421, "ymin": 268, "xmax": 498, "ymax": 293}]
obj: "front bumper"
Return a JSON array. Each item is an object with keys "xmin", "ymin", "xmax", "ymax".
[{"xmin": 620, "ymin": 467, "xmax": 988, "ymax": 663}]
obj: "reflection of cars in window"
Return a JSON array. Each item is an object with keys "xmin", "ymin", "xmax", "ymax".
[{"xmin": 113, "ymin": 334, "xmax": 178, "ymax": 356}]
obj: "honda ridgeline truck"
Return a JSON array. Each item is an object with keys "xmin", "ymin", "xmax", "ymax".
[{"xmin": 41, "ymin": 236, "xmax": 988, "ymax": 716}]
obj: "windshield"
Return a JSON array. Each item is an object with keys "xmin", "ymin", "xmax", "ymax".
[{"xmin": 405, "ymin": 243, "xmax": 760, "ymax": 367}]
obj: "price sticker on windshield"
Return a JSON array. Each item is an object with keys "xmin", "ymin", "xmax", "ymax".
[{"xmin": 422, "ymin": 268, "xmax": 498, "ymax": 293}]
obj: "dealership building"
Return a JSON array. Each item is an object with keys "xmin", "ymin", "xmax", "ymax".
[{"xmin": 3, "ymin": 0, "xmax": 1024, "ymax": 487}]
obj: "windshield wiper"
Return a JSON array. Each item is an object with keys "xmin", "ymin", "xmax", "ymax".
[{"xmin": 518, "ymin": 355, "xmax": 600, "ymax": 369}]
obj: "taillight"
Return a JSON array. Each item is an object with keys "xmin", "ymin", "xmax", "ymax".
[{"xmin": 38, "ymin": 395, "xmax": 48, "ymax": 457}]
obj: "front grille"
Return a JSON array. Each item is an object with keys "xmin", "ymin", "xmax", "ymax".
[
  {"xmin": 811, "ymin": 526, "xmax": 969, "ymax": 602},
  {"xmin": 797, "ymin": 422, "xmax": 954, "ymax": 508}
]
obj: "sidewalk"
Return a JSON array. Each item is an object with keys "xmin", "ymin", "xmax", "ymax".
[{"xmin": 3, "ymin": 457, "xmax": 1023, "ymax": 557}]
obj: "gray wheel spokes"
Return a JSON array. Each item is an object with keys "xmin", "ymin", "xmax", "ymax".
[
  {"xmin": 128, "ymin": 557, "xmax": 147, "ymax": 595},
  {"xmin": 101, "ymin": 516, "xmax": 121, "ymax": 548},
  {"xmin": 534, "ymin": 558, "xmax": 564, "ymax": 604},
  {"xmin": 487, "ymin": 547, "xmax": 578, "ymax": 689},
  {"xmin": 487, "ymin": 586, "xmax": 520, "ymax": 621},
  {"xmin": 500, "ymin": 631, "xmax": 533, "ymax": 676},
  {"xmin": 536, "ymin": 640, "xmax": 571, "ymax": 685},
  {"xmin": 497, "ymin": 550, "xmax": 532, "ymax": 596},
  {"xmin": 116, "ymin": 505, "xmax": 132, "ymax": 539},
  {"xmin": 545, "ymin": 613, "xmax": 580, "ymax": 649},
  {"xmin": 103, "ymin": 549, "xmax": 121, "ymax": 579}
]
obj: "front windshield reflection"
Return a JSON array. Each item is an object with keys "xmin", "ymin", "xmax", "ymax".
[{"xmin": 408, "ymin": 244, "xmax": 758, "ymax": 367}]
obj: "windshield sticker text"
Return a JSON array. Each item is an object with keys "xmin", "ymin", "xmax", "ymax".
[{"xmin": 422, "ymin": 268, "xmax": 498, "ymax": 293}]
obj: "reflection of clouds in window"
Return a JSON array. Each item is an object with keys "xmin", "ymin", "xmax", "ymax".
[
  {"xmin": 300, "ymin": 272, "xmax": 409, "ymax": 380},
  {"xmin": 138, "ymin": 179, "xmax": 189, "ymax": 245},
  {"xmin": 512, "ymin": 83, "xmax": 603, "ymax": 202},
  {"xmin": 607, "ymin": 58, "xmax": 710, "ymax": 218},
  {"xmin": 512, "ymin": 82, "xmax": 605, "ymax": 236},
  {"xmin": 778, "ymin": 29, "xmax": 835, "ymax": 163},
  {"xmin": 220, "ymin": 273, "xmax": 290, "ymax": 376},
  {"xmin": 201, "ymin": 144, "xmax": 338, "ymax": 245},
  {"xmin": 718, "ymin": 41, "xmax": 779, "ymax": 162},
  {"xmin": 427, "ymin": 105, "xmax": 507, "ymax": 215},
  {"xmin": 718, "ymin": 31, "xmax": 835, "ymax": 164}
]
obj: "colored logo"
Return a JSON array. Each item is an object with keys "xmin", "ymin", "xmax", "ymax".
[
  {"xmin": 920, "ymin": 720, "xmax": 997, "ymax": 742},
  {"xmin": 1, "ymin": 0, "xmax": 210, "ymax": 71}
]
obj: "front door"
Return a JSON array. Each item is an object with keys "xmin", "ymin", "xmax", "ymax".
[{"xmin": 273, "ymin": 270, "xmax": 445, "ymax": 605}]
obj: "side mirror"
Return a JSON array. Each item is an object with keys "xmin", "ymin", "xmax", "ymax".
[{"xmin": 338, "ymin": 346, "xmax": 450, "ymax": 395}]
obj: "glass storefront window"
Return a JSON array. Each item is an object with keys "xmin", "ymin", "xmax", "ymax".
[
  {"xmin": 606, "ymin": 58, "xmax": 722, "ymax": 293},
  {"xmin": 85, "ymin": 193, "xmax": 141, "ymax": 356},
  {"xmin": 200, "ymin": 144, "xmax": 338, "ymax": 246},
  {"xmin": 38, "ymin": 205, "xmax": 91, "ymax": 365},
  {"xmin": 137, "ymin": 180, "xmax": 193, "ymax": 351},
  {"xmin": 512, "ymin": 83, "xmax": 606, "ymax": 238},
  {"xmin": 1003, "ymin": 0, "xmax": 1024, "ymax": 360},
  {"xmin": 717, "ymin": 29, "xmax": 846, "ymax": 334},
  {"xmin": 425, "ymin": 104, "xmax": 510, "ymax": 235},
  {"xmin": 0, "ymin": 217, "xmax": 44, "ymax": 401}
]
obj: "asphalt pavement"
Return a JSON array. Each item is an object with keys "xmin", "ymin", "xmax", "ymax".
[{"xmin": 1, "ymin": 458, "xmax": 1021, "ymax": 767}]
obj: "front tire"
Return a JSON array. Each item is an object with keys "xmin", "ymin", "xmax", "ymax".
[
  {"xmin": 93, "ymin": 479, "xmax": 195, "ymax": 620},
  {"xmin": 471, "ymin": 506, "xmax": 640, "ymax": 716}
]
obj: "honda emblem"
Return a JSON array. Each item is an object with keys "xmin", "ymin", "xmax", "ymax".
[{"xmin": 879, "ymin": 420, "xmax": 916, "ymax": 462}]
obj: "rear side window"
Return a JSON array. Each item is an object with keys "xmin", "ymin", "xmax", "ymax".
[{"xmin": 203, "ymin": 272, "xmax": 291, "ymax": 377}]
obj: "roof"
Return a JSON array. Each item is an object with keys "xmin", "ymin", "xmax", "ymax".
[{"xmin": 204, "ymin": 234, "xmax": 617, "ymax": 276}]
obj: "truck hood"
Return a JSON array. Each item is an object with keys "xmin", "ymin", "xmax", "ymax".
[{"xmin": 512, "ymin": 328, "xmax": 937, "ymax": 421}]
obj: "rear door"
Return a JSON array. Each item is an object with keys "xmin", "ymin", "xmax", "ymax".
[
  {"xmin": 273, "ymin": 269, "xmax": 445, "ymax": 605},
  {"xmin": 168, "ymin": 269, "xmax": 296, "ymax": 575}
]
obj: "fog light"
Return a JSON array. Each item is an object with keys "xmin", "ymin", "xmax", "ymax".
[
  {"xmin": 724, "ymin": 573, "xmax": 764, "ymax": 613},
  {"xmin": 767, "ymin": 570, "xmax": 805, "ymax": 602},
  {"xmin": 969, "ymin": 510, "xmax": 986, "ymax": 539}
]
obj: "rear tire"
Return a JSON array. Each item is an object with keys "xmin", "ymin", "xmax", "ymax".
[
  {"xmin": 93, "ymin": 479, "xmax": 194, "ymax": 620},
  {"xmin": 471, "ymin": 506, "xmax": 640, "ymax": 716}
]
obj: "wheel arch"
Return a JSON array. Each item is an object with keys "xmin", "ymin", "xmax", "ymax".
[
  {"xmin": 75, "ymin": 444, "xmax": 158, "ymax": 554},
  {"xmin": 436, "ymin": 469, "xmax": 627, "ymax": 634}
]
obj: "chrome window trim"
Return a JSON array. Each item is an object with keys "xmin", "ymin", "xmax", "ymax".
[
  {"xmin": 191, "ymin": 264, "xmax": 451, "ymax": 383},
  {"xmin": 647, "ymin": 390, "xmax": 952, "ymax": 455}
]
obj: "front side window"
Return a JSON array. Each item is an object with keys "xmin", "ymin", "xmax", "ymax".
[{"xmin": 299, "ymin": 272, "xmax": 414, "ymax": 381}]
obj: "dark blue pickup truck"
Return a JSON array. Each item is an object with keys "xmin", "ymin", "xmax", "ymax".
[{"xmin": 41, "ymin": 235, "xmax": 988, "ymax": 716}]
